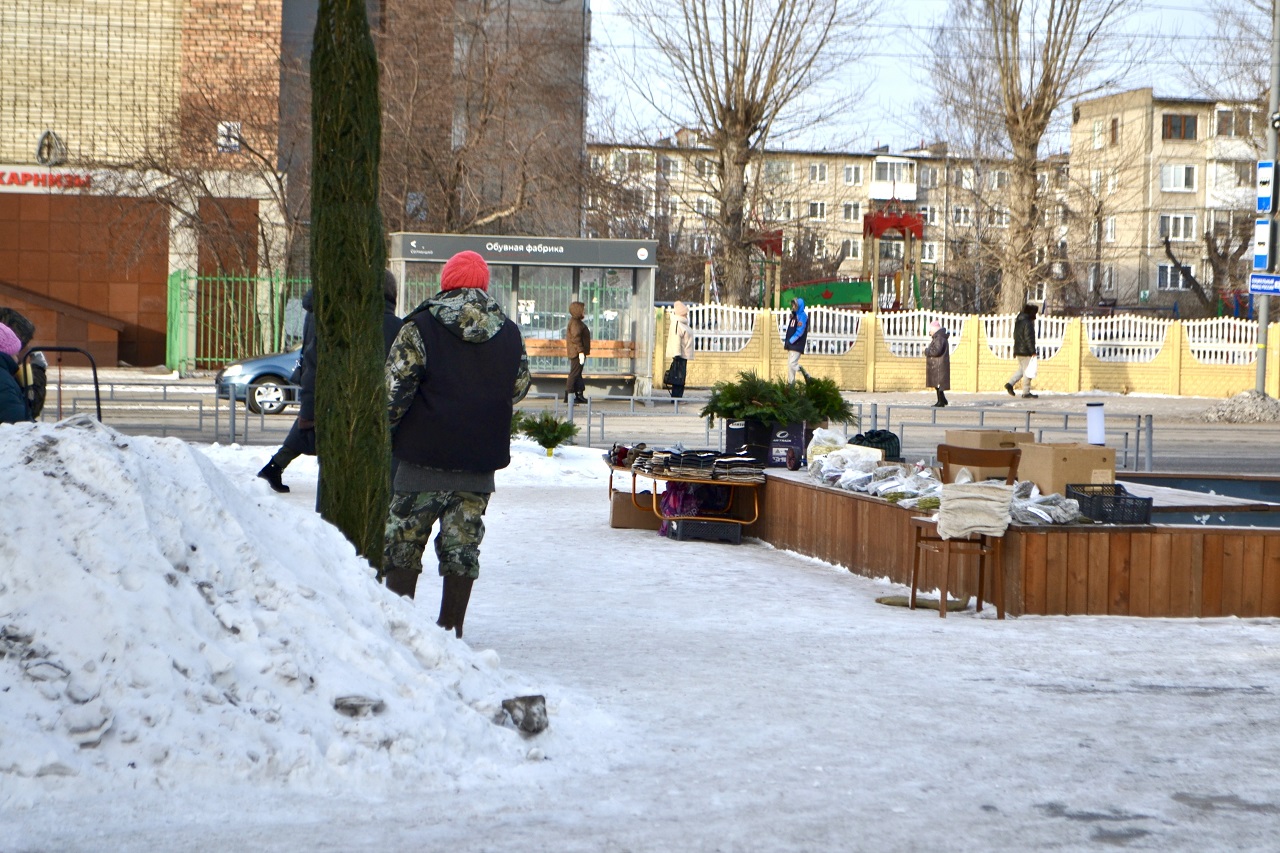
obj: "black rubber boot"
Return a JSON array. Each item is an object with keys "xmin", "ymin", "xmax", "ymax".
[
  {"xmin": 384, "ymin": 567, "xmax": 419, "ymax": 599},
  {"xmin": 933, "ymin": 388, "xmax": 948, "ymax": 407},
  {"xmin": 257, "ymin": 461, "xmax": 290, "ymax": 493},
  {"xmin": 574, "ymin": 393, "xmax": 589, "ymax": 404},
  {"xmin": 437, "ymin": 575, "xmax": 476, "ymax": 638}
]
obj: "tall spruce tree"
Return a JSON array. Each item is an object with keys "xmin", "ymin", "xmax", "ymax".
[{"xmin": 310, "ymin": 0, "xmax": 389, "ymax": 567}]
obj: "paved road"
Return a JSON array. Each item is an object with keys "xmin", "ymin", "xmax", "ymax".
[{"xmin": 31, "ymin": 368, "xmax": 1280, "ymax": 476}]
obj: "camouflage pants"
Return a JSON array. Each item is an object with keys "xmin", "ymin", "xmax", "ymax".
[{"xmin": 383, "ymin": 490, "xmax": 491, "ymax": 580}]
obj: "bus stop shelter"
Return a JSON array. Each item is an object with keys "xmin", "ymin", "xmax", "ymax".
[{"xmin": 389, "ymin": 233, "xmax": 659, "ymax": 396}]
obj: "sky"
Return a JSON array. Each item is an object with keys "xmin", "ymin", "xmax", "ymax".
[
  {"xmin": 5, "ymin": 414, "xmax": 1280, "ymax": 850},
  {"xmin": 587, "ymin": 0, "xmax": 1250, "ymax": 153}
]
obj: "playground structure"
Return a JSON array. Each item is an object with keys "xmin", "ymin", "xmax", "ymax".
[{"xmin": 769, "ymin": 201, "xmax": 927, "ymax": 312}]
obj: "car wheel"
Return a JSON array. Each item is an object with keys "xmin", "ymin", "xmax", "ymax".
[{"xmin": 249, "ymin": 374, "xmax": 290, "ymax": 415}]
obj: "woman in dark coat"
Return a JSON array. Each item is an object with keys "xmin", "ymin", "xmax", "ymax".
[
  {"xmin": 0, "ymin": 322, "xmax": 31, "ymax": 424},
  {"xmin": 924, "ymin": 319, "xmax": 950, "ymax": 408},
  {"xmin": 565, "ymin": 301, "xmax": 591, "ymax": 404}
]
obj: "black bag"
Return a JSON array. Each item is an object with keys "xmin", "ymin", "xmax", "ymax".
[
  {"xmin": 20, "ymin": 352, "xmax": 47, "ymax": 418},
  {"xmin": 851, "ymin": 429, "xmax": 901, "ymax": 462},
  {"xmin": 663, "ymin": 356, "xmax": 687, "ymax": 388}
]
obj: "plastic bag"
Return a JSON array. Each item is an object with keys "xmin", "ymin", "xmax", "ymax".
[{"xmin": 806, "ymin": 428, "xmax": 847, "ymax": 461}]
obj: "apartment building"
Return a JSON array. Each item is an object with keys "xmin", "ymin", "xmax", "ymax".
[
  {"xmin": 587, "ymin": 135, "xmax": 945, "ymax": 301},
  {"xmin": 1068, "ymin": 87, "xmax": 1260, "ymax": 312},
  {"xmin": 1, "ymin": 0, "xmax": 589, "ymax": 365}
]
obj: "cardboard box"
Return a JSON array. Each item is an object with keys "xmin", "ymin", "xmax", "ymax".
[
  {"xmin": 610, "ymin": 490, "xmax": 663, "ymax": 530},
  {"xmin": 943, "ymin": 429, "xmax": 1034, "ymax": 482},
  {"xmin": 1016, "ymin": 442, "xmax": 1116, "ymax": 497},
  {"xmin": 768, "ymin": 421, "xmax": 814, "ymax": 468}
]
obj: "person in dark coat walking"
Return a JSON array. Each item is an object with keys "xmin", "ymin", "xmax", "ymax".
[
  {"xmin": 565, "ymin": 300, "xmax": 591, "ymax": 404},
  {"xmin": 258, "ymin": 271, "xmax": 403, "ymax": 493},
  {"xmin": 0, "ymin": 322, "xmax": 32, "ymax": 424},
  {"xmin": 924, "ymin": 319, "xmax": 950, "ymax": 407},
  {"xmin": 381, "ymin": 250, "xmax": 531, "ymax": 639},
  {"xmin": 784, "ymin": 298, "xmax": 809, "ymax": 383},
  {"xmin": 1004, "ymin": 303, "xmax": 1039, "ymax": 399}
]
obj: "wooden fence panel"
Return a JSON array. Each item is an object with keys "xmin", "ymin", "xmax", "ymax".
[
  {"xmin": 1202, "ymin": 533, "xmax": 1224, "ymax": 617},
  {"xmin": 1130, "ymin": 533, "xmax": 1152, "ymax": 617},
  {"xmin": 1107, "ymin": 531, "xmax": 1132, "ymax": 615}
]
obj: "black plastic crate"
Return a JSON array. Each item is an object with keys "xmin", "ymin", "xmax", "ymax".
[
  {"xmin": 667, "ymin": 519, "xmax": 743, "ymax": 544},
  {"xmin": 1066, "ymin": 483, "xmax": 1153, "ymax": 524}
]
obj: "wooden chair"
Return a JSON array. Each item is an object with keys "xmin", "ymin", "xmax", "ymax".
[{"xmin": 910, "ymin": 445, "xmax": 1021, "ymax": 618}]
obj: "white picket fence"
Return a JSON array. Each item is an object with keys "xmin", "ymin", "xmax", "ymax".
[
  {"xmin": 1184, "ymin": 317, "xmax": 1257, "ymax": 365},
  {"xmin": 983, "ymin": 314, "xmax": 1068, "ymax": 361},
  {"xmin": 771, "ymin": 306, "xmax": 866, "ymax": 356},
  {"xmin": 878, "ymin": 310, "xmax": 970, "ymax": 358},
  {"xmin": 681, "ymin": 305, "xmax": 1259, "ymax": 365}
]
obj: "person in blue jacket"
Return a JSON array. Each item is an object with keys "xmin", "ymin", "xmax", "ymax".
[
  {"xmin": 0, "ymin": 321, "xmax": 32, "ymax": 424},
  {"xmin": 784, "ymin": 298, "xmax": 809, "ymax": 383}
]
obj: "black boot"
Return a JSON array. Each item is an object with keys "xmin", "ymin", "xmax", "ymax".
[
  {"xmin": 257, "ymin": 461, "xmax": 290, "ymax": 493},
  {"xmin": 933, "ymin": 388, "xmax": 948, "ymax": 407},
  {"xmin": 574, "ymin": 392, "xmax": 589, "ymax": 404},
  {"xmin": 384, "ymin": 567, "xmax": 419, "ymax": 599},
  {"xmin": 437, "ymin": 575, "xmax": 475, "ymax": 638}
]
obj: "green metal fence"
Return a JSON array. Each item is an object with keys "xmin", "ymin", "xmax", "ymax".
[{"xmin": 167, "ymin": 271, "xmax": 310, "ymax": 374}]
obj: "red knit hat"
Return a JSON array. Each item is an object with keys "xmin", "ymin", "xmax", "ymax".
[{"xmin": 440, "ymin": 251, "xmax": 490, "ymax": 291}]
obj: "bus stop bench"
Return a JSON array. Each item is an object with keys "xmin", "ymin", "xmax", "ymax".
[{"xmin": 523, "ymin": 338, "xmax": 636, "ymax": 360}]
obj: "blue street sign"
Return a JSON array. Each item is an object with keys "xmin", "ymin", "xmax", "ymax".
[
  {"xmin": 1259, "ymin": 160, "xmax": 1275, "ymax": 214},
  {"xmin": 1250, "ymin": 272, "xmax": 1280, "ymax": 295}
]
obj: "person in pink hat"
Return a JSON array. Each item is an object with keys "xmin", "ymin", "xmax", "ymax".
[
  {"xmin": 380, "ymin": 250, "xmax": 530, "ymax": 638},
  {"xmin": 0, "ymin": 321, "xmax": 32, "ymax": 424}
]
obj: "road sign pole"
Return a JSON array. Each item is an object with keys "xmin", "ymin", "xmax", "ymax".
[{"xmin": 1260, "ymin": 0, "xmax": 1280, "ymax": 394}]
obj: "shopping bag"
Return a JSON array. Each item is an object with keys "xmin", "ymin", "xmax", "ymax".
[{"xmin": 1024, "ymin": 357, "xmax": 1038, "ymax": 379}]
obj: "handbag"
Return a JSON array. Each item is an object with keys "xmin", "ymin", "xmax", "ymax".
[{"xmin": 663, "ymin": 356, "xmax": 687, "ymax": 388}]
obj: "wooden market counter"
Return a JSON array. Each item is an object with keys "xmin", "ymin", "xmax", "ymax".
[{"xmin": 746, "ymin": 470, "xmax": 1280, "ymax": 618}]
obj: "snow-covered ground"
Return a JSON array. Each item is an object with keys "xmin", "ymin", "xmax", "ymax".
[{"xmin": 4, "ymin": 415, "xmax": 1280, "ymax": 851}]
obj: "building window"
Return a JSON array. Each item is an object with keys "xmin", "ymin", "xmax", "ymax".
[
  {"xmin": 1107, "ymin": 169, "xmax": 1119, "ymax": 194},
  {"xmin": 1090, "ymin": 169, "xmax": 1102, "ymax": 195},
  {"xmin": 1104, "ymin": 216, "xmax": 1116, "ymax": 243},
  {"xmin": 922, "ymin": 242, "xmax": 938, "ymax": 263},
  {"xmin": 989, "ymin": 170, "xmax": 1010, "ymax": 190},
  {"xmin": 952, "ymin": 206, "xmax": 972, "ymax": 226},
  {"xmin": 843, "ymin": 202, "xmax": 860, "ymax": 221},
  {"xmin": 1158, "ymin": 263, "xmax": 1194, "ymax": 290},
  {"xmin": 879, "ymin": 240, "xmax": 904, "ymax": 259},
  {"xmin": 1217, "ymin": 108, "xmax": 1255, "ymax": 138},
  {"xmin": 814, "ymin": 238, "xmax": 826, "ymax": 258},
  {"xmin": 808, "ymin": 201, "xmax": 826, "ymax": 220},
  {"xmin": 1092, "ymin": 119, "xmax": 1105, "ymax": 149},
  {"xmin": 1233, "ymin": 161, "xmax": 1257, "ymax": 188},
  {"xmin": 1159, "ymin": 213, "xmax": 1196, "ymax": 241},
  {"xmin": 874, "ymin": 161, "xmax": 914, "ymax": 183},
  {"xmin": 1160, "ymin": 164, "xmax": 1196, "ymax": 192},
  {"xmin": 840, "ymin": 238, "xmax": 861, "ymax": 259},
  {"xmin": 809, "ymin": 163, "xmax": 827, "ymax": 183},
  {"xmin": 765, "ymin": 160, "xmax": 793, "ymax": 183},
  {"xmin": 782, "ymin": 236, "xmax": 793, "ymax": 255},
  {"xmin": 660, "ymin": 156, "xmax": 681, "ymax": 178},
  {"xmin": 1110, "ymin": 117, "xmax": 1120, "ymax": 145},
  {"xmin": 1087, "ymin": 265, "xmax": 1115, "ymax": 293},
  {"xmin": 216, "ymin": 121, "xmax": 242, "ymax": 153},
  {"xmin": 987, "ymin": 206, "xmax": 1010, "ymax": 228},
  {"xmin": 1162, "ymin": 113, "xmax": 1198, "ymax": 140},
  {"xmin": 918, "ymin": 205, "xmax": 937, "ymax": 225},
  {"xmin": 589, "ymin": 154, "xmax": 603, "ymax": 171},
  {"xmin": 919, "ymin": 166, "xmax": 939, "ymax": 188},
  {"xmin": 843, "ymin": 164, "xmax": 862, "ymax": 185},
  {"xmin": 695, "ymin": 197, "xmax": 717, "ymax": 217},
  {"xmin": 695, "ymin": 157, "xmax": 718, "ymax": 178}
]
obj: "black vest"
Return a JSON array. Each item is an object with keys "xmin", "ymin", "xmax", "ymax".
[{"xmin": 392, "ymin": 310, "xmax": 522, "ymax": 472}]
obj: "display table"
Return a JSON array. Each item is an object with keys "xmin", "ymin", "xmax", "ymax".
[{"xmin": 605, "ymin": 463, "xmax": 760, "ymax": 526}]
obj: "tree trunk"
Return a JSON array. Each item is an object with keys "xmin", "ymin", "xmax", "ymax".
[
  {"xmin": 1001, "ymin": 140, "xmax": 1040, "ymax": 312},
  {"xmin": 718, "ymin": 137, "xmax": 752, "ymax": 304},
  {"xmin": 311, "ymin": 0, "xmax": 391, "ymax": 568}
]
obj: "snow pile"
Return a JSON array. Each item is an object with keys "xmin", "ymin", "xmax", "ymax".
[
  {"xmin": 0, "ymin": 416, "xmax": 562, "ymax": 800},
  {"xmin": 1197, "ymin": 390, "xmax": 1280, "ymax": 423}
]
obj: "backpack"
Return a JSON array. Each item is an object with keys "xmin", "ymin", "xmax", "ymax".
[
  {"xmin": 20, "ymin": 351, "xmax": 48, "ymax": 418},
  {"xmin": 851, "ymin": 429, "xmax": 902, "ymax": 462}
]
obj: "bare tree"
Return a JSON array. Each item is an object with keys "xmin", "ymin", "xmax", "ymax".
[
  {"xmin": 621, "ymin": 0, "xmax": 874, "ymax": 304},
  {"xmin": 378, "ymin": 0, "xmax": 587, "ymax": 235},
  {"xmin": 935, "ymin": 0, "xmax": 1139, "ymax": 313}
]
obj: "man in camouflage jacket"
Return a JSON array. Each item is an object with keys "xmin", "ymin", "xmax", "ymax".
[{"xmin": 382, "ymin": 250, "xmax": 530, "ymax": 638}]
